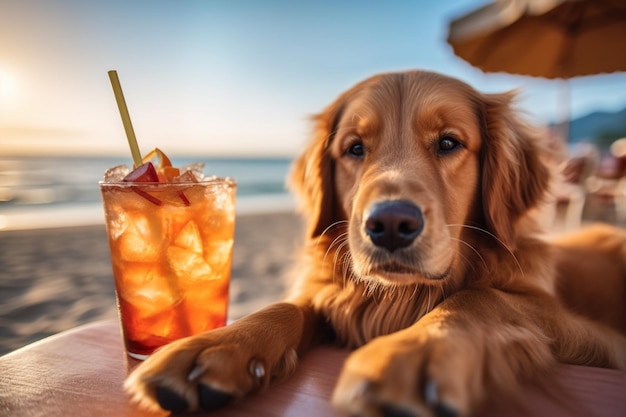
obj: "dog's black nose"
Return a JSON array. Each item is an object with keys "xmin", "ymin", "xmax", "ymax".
[{"xmin": 364, "ymin": 201, "xmax": 423, "ymax": 252}]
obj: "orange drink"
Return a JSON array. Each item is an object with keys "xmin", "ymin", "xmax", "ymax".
[{"xmin": 100, "ymin": 172, "xmax": 236, "ymax": 360}]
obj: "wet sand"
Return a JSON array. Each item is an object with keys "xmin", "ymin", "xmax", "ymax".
[{"xmin": 0, "ymin": 212, "xmax": 304, "ymax": 355}]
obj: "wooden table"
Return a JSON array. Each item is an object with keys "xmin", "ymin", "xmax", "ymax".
[{"xmin": 0, "ymin": 320, "xmax": 624, "ymax": 417}]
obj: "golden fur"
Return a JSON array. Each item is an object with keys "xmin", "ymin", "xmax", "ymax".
[{"xmin": 125, "ymin": 71, "xmax": 626, "ymax": 417}]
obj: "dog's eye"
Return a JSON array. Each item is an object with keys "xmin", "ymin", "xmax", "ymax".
[
  {"xmin": 346, "ymin": 142, "xmax": 365, "ymax": 158},
  {"xmin": 436, "ymin": 136, "xmax": 461, "ymax": 154}
]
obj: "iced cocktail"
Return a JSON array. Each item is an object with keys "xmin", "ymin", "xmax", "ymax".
[{"xmin": 100, "ymin": 164, "xmax": 236, "ymax": 360}]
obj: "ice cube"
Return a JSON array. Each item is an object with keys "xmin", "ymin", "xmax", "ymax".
[
  {"xmin": 105, "ymin": 210, "xmax": 127, "ymax": 241},
  {"xmin": 167, "ymin": 220, "xmax": 213, "ymax": 282},
  {"xmin": 173, "ymin": 221, "xmax": 203, "ymax": 253},
  {"xmin": 132, "ymin": 286, "xmax": 180, "ymax": 313},
  {"xmin": 179, "ymin": 162, "xmax": 205, "ymax": 181},
  {"xmin": 166, "ymin": 246, "xmax": 212, "ymax": 282},
  {"xmin": 103, "ymin": 164, "xmax": 130, "ymax": 183},
  {"xmin": 211, "ymin": 187, "xmax": 236, "ymax": 216},
  {"xmin": 173, "ymin": 170, "xmax": 198, "ymax": 184},
  {"xmin": 116, "ymin": 263, "xmax": 180, "ymax": 313},
  {"xmin": 204, "ymin": 238, "xmax": 234, "ymax": 272},
  {"xmin": 118, "ymin": 216, "xmax": 161, "ymax": 262}
]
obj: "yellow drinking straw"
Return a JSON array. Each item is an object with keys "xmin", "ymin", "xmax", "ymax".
[
  {"xmin": 106, "ymin": 69, "xmax": 191, "ymax": 334},
  {"xmin": 108, "ymin": 70, "xmax": 143, "ymax": 168}
]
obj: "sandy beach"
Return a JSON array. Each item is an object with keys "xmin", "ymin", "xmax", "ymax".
[{"xmin": 0, "ymin": 212, "xmax": 304, "ymax": 355}]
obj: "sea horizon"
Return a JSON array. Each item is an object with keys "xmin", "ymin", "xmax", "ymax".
[{"xmin": 0, "ymin": 155, "xmax": 296, "ymax": 231}]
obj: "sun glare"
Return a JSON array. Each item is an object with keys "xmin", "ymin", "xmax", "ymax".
[{"xmin": 0, "ymin": 70, "xmax": 16, "ymax": 100}]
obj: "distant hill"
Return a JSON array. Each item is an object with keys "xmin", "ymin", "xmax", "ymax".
[{"xmin": 560, "ymin": 107, "xmax": 626, "ymax": 144}]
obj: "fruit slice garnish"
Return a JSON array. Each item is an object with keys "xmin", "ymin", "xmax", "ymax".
[
  {"xmin": 142, "ymin": 148, "xmax": 180, "ymax": 182},
  {"xmin": 144, "ymin": 148, "xmax": 196, "ymax": 206},
  {"xmin": 123, "ymin": 162, "xmax": 160, "ymax": 183},
  {"xmin": 142, "ymin": 147, "xmax": 172, "ymax": 167},
  {"xmin": 121, "ymin": 153, "xmax": 197, "ymax": 206},
  {"xmin": 123, "ymin": 162, "xmax": 162, "ymax": 206}
]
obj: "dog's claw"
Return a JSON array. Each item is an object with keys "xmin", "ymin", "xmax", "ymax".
[
  {"xmin": 198, "ymin": 384, "xmax": 233, "ymax": 410},
  {"xmin": 424, "ymin": 380, "xmax": 438, "ymax": 406},
  {"xmin": 155, "ymin": 386, "xmax": 188, "ymax": 413},
  {"xmin": 248, "ymin": 358, "xmax": 266, "ymax": 379},
  {"xmin": 424, "ymin": 380, "xmax": 458, "ymax": 417},
  {"xmin": 187, "ymin": 364, "xmax": 205, "ymax": 382}
]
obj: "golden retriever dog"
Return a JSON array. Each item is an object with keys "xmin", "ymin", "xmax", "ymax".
[{"xmin": 125, "ymin": 70, "xmax": 626, "ymax": 417}]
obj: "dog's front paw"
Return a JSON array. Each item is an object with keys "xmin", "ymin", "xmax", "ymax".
[
  {"xmin": 332, "ymin": 331, "xmax": 483, "ymax": 417},
  {"xmin": 124, "ymin": 326, "xmax": 298, "ymax": 413}
]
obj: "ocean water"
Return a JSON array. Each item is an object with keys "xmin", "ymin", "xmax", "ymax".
[{"xmin": 0, "ymin": 155, "xmax": 296, "ymax": 230}]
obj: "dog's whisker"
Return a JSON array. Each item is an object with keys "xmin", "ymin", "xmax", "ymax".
[
  {"xmin": 339, "ymin": 252, "xmax": 351, "ymax": 287},
  {"xmin": 362, "ymin": 281, "xmax": 383, "ymax": 305},
  {"xmin": 320, "ymin": 220, "xmax": 348, "ymax": 241},
  {"xmin": 396, "ymin": 283, "xmax": 405, "ymax": 297},
  {"xmin": 322, "ymin": 230, "xmax": 349, "ymax": 270},
  {"xmin": 449, "ymin": 236, "xmax": 488, "ymax": 272},
  {"xmin": 344, "ymin": 253, "xmax": 355, "ymax": 285},
  {"xmin": 347, "ymin": 269, "xmax": 359, "ymax": 289},
  {"xmin": 323, "ymin": 233, "xmax": 352, "ymax": 287},
  {"xmin": 334, "ymin": 241, "xmax": 352, "ymax": 286},
  {"xmin": 385, "ymin": 284, "xmax": 395, "ymax": 300},
  {"xmin": 409, "ymin": 283, "xmax": 420, "ymax": 301},
  {"xmin": 314, "ymin": 220, "xmax": 349, "ymax": 254},
  {"xmin": 326, "ymin": 235, "xmax": 346, "ymax": 267},
  {"xmin": 332, "ymin": 237, "xmax": 349, "ymax": 267},
  {"xmin": 449, "ymin": 246, "xmax": 469, "ymax": 270},
  {"xmin": 451, "ymin": 250, "xmax": 477, "ymax": 280},
  {"xmin": 446, "ymin": 224, "xmax": 525, "ymax": 280}
]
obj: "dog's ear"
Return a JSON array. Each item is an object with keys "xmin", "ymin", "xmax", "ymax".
[
  {"xmin": 479, "ymin": 91, "xmax": 551, "ymax": 249},
  {"xmin": 288, "ymin": 101, "xmax": 344, "ymax": 239}
]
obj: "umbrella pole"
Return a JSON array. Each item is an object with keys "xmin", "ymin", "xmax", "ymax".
[{"xmin": 558, "ymin": 79, "xmax": 571, "ymax": 143}]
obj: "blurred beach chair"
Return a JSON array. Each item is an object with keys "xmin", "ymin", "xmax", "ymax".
[
  {"xmin": 548, "ymin": 143, "xmax": 599, "ymax": 230},
  {"xmin": 585, "ymin": 141, "xmax": 626, "ymax": 226}
]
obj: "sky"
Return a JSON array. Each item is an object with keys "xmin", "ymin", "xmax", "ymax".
[{"xmin": 1, "ymin": 0, "xmax": 626, "ymax": 157}]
